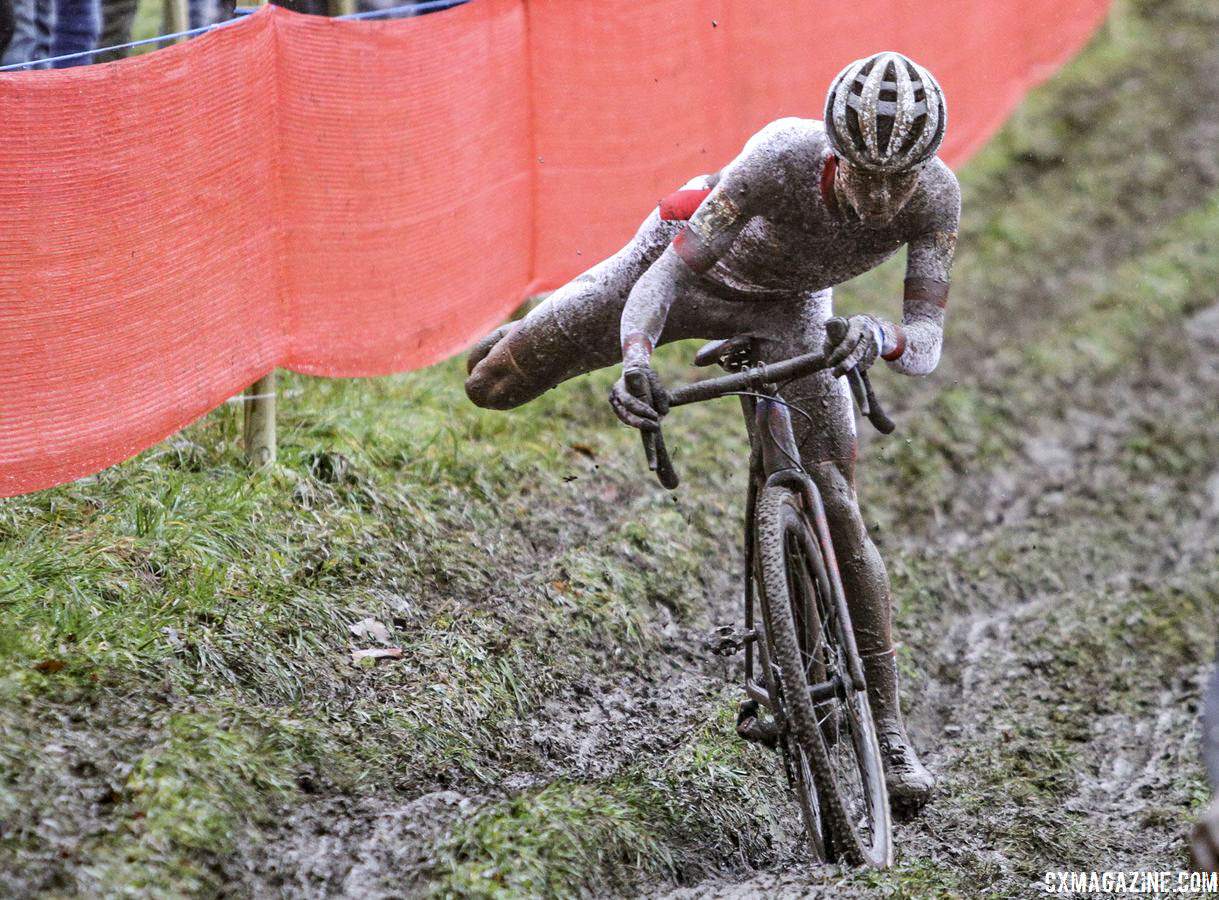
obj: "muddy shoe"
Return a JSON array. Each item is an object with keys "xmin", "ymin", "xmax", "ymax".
[
  {"xmin": 736, "ymin": 700, "xmax": 779, "ymax": 749},
  {"xmin": 877, "ymin": 726, "xmax": 934, "ymax": 816}
]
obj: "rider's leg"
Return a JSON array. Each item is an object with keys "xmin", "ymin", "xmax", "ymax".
[
  {"xmin": 466, "ymin": 169, "xmax": 728, "ymax": 408},
  {"xmin": 759, "ymin": 289, "xmax": 934, "ymax": 811},
  {"xmin": 465, "ymin": 208, "xmax": 682, "ymax": 409}
]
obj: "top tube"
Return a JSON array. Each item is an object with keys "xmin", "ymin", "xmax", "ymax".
[{"xmin": 667, "ymin": 349, "xmax": 830, "ymax": 409}]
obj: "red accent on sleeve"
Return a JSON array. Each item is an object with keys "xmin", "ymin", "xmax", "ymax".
[
  {"xmin": 882, "ymin": 326, "xmax": 907, "ymax": 361},
  {"xmin": 904, "ymin": 278, "xmax": 950, "ymax": 309},
  {"xmin": 820, "ymin": 154, "xmax": 841, "ymax": 216},
  {"xmin": 659, "ymin": 188, "xmax": 712, "ymax": 221},
  {"xmin": 621, "ymin": 331, "xmax": 655, "ymax": 357}
]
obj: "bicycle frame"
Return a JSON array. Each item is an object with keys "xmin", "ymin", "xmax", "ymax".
[
  {"xmin": 737, "ymin": 386, "xmax": 868, "ymax": 717},
  {"xmin": 638, "ymin": 334, "xmax": 896, "ymax": 865}
]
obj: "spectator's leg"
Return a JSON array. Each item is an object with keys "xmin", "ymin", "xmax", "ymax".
[
  {"xmin": 34, "ymin": 0, "xmax": 49, "ymax": 60},
  {"xmin": 50, "ymin": 0, "xmax": 99, "ymax": 65},
  {"xmin": 271, "ymin": 0, "xmax": 328, "ymax": 15},
  {"xmin": 355, "ymin": 0, "xmax": 415, "ymax": 17},
  {"xmin": 94, "ymin": 0, "xmax": 135, "ymax": 62},
  {"xmin": 187, "ymin": 0, "xmax": 228, "ymax": 30},
  {"xmin": 0, "ymin": 0, "xmax": 15, "ymax": 58},
  {"xmin": 1, "ymin": 0, "xmax": 43, "ymax": 65}
]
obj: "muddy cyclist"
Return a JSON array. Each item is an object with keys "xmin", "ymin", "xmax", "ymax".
[{"xmin": 466, "ymin": 50, "xmax": 960, "ymax": 811}]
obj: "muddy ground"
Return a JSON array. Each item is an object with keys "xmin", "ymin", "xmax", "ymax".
[{"xmin": 2, "ymin": 0, "xmax": 1218, "ymax": 897}]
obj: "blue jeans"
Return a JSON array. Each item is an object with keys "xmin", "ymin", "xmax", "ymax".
[
  {"xmin": 1, "ymin": 0, "xmax": 98, "ymax": 67},
  {"xmin": 1, "ymin": 0, "xmax": 15, "ymax": 57},
  {"xmin": 1, "ymin": 0, "xmax": 51, "ymax": 65},
  {"xmin": 50, "ymin": 0, "xmax": 99, "ymax": 65}
]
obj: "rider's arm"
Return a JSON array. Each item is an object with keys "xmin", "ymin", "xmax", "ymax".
[
  {"xmin": 619, "ymin": 124, "xmax": 789, "ymax": 368},
  {"xmin": 880, "ymin": 169, "xmax": 960, "ymax": 376},
  {"xmin": 618, "ymin": 189, "xmax": 755, "ymax": 366},
  {"xmin": 611, "ymin": 149, "xmax": 770, "ymax": 430}
]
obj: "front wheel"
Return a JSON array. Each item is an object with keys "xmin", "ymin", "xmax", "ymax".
[{"xmin": 754, "ymin": 484, "xmax": 892, "ymax": 867}]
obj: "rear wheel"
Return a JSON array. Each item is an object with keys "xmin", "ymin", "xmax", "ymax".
[{"xmin": 754, "ymin": 484, "xmax": 892, "ymax": 867}]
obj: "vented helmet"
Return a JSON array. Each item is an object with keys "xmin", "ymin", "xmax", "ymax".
[{"xmin": 824, "ymin": 51, "xmax": 947, "ymax": 173}]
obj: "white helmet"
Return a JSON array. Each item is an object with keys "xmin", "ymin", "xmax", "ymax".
[{"xmin": 824, "ymin": 51, "xmax": 947, "ymax": 173}]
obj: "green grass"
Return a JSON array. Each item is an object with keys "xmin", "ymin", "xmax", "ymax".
[
  {"xmin": 431, "ymin": 706, "xmax": 786, "ymax": 898},
  {"xmin": 0, "ymin": 341, "xmax": 768, "ymax": 894}
]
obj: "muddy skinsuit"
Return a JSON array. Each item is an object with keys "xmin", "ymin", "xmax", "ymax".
[{"xmin": 466, "ymin": 116, "xmax": 960, "ymax": 806}]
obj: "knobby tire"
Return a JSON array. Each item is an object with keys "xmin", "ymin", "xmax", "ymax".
[{"xmin": 754, "ymin": 484, "xmax": 892, "ymax": 868}]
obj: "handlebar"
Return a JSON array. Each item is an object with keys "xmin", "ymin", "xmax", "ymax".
[{"xmin": 637, "ymin": 325, "xmax": 895, "ymax": 489}]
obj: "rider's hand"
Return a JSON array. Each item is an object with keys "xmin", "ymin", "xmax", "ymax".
[
  {"xmin": 825, "ymin": 314, "xmax": 884, "ymax": 378},
  {"xmin": 609, "ymin": 364, "xmax": 669, "ymax": 432}
]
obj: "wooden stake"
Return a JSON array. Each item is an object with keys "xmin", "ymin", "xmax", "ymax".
[
  {"xmin": 1106, "ymin": 0, "xmax": 1129, "ymax": 47},
  {"xmin": 244, "ymin": 372, "xmax": 277, "ymax": 467},
  {"xmin": 163, "ymin": 0, "xmax": 189, "ymax": 39}
]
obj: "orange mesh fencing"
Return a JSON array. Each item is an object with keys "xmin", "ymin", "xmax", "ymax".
[{"xmin": 0, "ymin": 0, "xmax": 1110, "ymax": 496}]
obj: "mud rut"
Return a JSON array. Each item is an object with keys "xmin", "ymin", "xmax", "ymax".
[
  {"xmin": 650, "ymin": 302, "xmax": 1219, "ymax": 899},
  {"xmin": 270, "ymin": 292, "xmax": 1219, "ymax": 899}
]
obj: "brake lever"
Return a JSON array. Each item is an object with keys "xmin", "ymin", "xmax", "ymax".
[
  {"xmin": 824, "ymin": 316, "xmax": 895, "ymax": 435},
  {"xmin": 847, "ymin": 368, "xmax": 870, "ymax": 416},
  {"xmin": 859, "ymin": 369, "xmax": 895, "ymax": 434},
  {"xmin": 650, "ymin": 427, "xmax": 679, "ymax": 489},
  {"xmin": 624, "ymin": 369, "xmax": 679, "ymax": 490}
]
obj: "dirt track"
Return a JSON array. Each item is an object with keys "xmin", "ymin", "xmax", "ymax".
[{"xmin": 654, "ymin": 262, "xmax": 1219, "ymax": 899}]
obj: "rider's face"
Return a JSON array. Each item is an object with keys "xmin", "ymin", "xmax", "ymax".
[{"xmin": 836, "ymin": 161, "xmax": 923, "ymax": 227}]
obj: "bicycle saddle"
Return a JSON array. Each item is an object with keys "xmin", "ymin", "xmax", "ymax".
[{"xmin": 694, "ymin": 334, "xmax": 761, "ymax": 370}]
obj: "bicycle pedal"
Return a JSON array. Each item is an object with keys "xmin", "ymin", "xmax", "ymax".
[
  {"xmin": 736, "ymin": 700, "xmax": 779, "ymax": 749},
  {"xmin": 704, "ymin": 624, "xmax": 759, "ymax": 657}
]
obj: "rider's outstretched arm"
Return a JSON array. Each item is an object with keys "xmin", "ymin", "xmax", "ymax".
[
  {"xmin": 619, "ymin": 169, "xmax": 760, "ymax": 366},
  {"xmin": 611, "ymin": 211, "xmax": 751, "ymax": 429},
  {"xmin": 612, "ymin": 131, "xmax": 781, "ymax": 430},
  {"xmin": 880, "ymin": 172, "xmax": 960, "ymax": 377}
]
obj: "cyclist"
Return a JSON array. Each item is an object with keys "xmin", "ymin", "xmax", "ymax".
[{"xmin": 466, "ymin": 51, "xmax": 959, "ymax": 811}]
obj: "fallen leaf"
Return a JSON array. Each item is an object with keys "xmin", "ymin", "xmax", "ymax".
[
  {"xmin": 571, "ymin": 443, "xmax": 597, "ymax": 460},
  {"xmin": 33, "ymin": 660, "xmax": 66, "ymax": 673},
  {"xmin": 350, "ymin": 647, "xmax": 403, "ymax": 666},
  {"xmin": 349, "ymin": 618, "xmax": 392, "ymax": 646}
]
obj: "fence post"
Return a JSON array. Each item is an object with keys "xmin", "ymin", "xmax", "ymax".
[
  {"xmin": 1106, "ymin": 0, "xmax": 1128, "ymax": 46},
  {"xmin": 163, "ymin": 0, "xmax": 189, "ymax": 38},
  {"xmin": 244, "ymin": 372, "xmax": 277, "ymax": 467}
]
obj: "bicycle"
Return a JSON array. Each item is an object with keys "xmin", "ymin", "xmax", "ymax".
[{"xmin": 626, "ymin": 318, "xmax": 895, "ymax": 867}]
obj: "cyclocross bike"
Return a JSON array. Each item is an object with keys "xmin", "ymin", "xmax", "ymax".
[{"xmin": 626, "ymin": 317, "xmax": 895, "ymax": 867}]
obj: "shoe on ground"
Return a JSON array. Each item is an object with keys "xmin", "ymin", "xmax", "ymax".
[{"xmin": 877, "ymin": 725, "xmax": 934, "ymax": 815}]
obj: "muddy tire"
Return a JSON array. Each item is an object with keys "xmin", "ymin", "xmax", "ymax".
[{"xmin": 755, "ymin": 484, "xmax": 892, "ymax": 867}]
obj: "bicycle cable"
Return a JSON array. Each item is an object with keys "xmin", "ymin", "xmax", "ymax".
[{"xmin": 719, "ymin": 390, "xmax": 814, "ymax": 472}]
